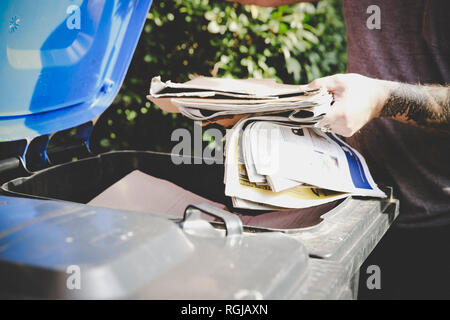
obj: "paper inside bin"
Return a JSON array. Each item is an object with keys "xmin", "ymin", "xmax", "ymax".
[
  {"xmin": 88, "ymin": 170, "xmax": 336, "ymax": 230},
  {"xmin": 88, "ymin": 170, "xmax": 225, "ymax": 220}
]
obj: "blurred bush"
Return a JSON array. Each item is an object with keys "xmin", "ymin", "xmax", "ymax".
[{"xmin": 91, "ymin": 0, "xmax": 347, "ymax": 153}]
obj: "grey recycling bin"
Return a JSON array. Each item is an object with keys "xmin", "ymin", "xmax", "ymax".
[
  {"xmin": 0, "ymin": 150, "xmax": 398, "ymax": 299},
  {"xmin": 0, "ymin": 0, "xmax": 399, "ymax": 299}
]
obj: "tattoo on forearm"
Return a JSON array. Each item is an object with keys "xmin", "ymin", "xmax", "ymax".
[{"xmin": 381, "ymin": 83, "xmax": 450, "ymax": 132}]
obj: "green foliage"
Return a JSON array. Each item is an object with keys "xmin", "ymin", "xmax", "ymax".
[{"xmin": 91, "ymin": 0, "xmax": 347, "ymax": 153}]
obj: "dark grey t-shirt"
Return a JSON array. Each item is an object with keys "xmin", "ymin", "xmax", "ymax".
[{"xmin": 341, "ymin": 0, "xmax": 450, "ymax": 227}]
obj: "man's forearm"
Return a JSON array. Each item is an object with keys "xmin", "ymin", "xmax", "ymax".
[{"xmin": 380, "ymin": 82, "xmax": 450, "ymax": 132}]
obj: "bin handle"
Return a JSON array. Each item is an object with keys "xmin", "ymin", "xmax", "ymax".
[{"xmin": 183, "ymin": 203, "xmax": 243, "ymax": 237}]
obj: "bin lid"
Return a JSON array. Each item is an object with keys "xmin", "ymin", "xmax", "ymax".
[
  {"xmin": 0, "ymin": 0, "xmax": 153, "ymax": 142},
  {"xmin": 0, "ymin": 196, "xmax": 311, "ymax": 299}
]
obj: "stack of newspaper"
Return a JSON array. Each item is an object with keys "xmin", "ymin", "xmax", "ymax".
[
  {"xmin": 224, "ymin": 117, "xmax": 386, "ymax": 210},
  {"xmin": 148, "ymin": 76, "xmax": 386, "ymax": 210},
  {"xmin": 148, "ymin": 76, "xmax": 332, "ymax": 124}
]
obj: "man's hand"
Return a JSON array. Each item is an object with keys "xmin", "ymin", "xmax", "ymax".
[
  {"xmin": 308, "ymin": 73, "xmax": 389, "ymax": 137},
  {"xmin": 309, "ymin": 73, "xmax": 450, "ymax": 136}
]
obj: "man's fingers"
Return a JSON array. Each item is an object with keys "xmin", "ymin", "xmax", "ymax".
[
  {"xmin": 314, "ymin": 101, "xmax": 354, "ymax": 136},
  {"xmin": 315, "ymin": 118, "xmax": 329, "ymax": 129},
  {"xmin": 316, "ymin": 100, "xmax": 343, "ymax": 127},
  {"xmin": 306, "ymin": 75, "xmax": 339, "ymax": 90},
  {"xmin": 306, "ymin": 74, "xmax": 349, "ymax": 95},
  {"xmin": 315, "ymin": 115, "xmax": 335, "ymax": 132}
]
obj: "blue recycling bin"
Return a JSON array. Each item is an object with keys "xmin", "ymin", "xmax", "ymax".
[{"xmin": 0, "ymin": 0, "xmax": 153, "ymax": 169}]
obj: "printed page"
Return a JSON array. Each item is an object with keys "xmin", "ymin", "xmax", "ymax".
[
  {"xmin": 250, "ymin": 122, "xmax": 386, "ymax": 197},
  {"xmin": 224, "ymin": 118, "xmax": 350, "ymax": 209}
]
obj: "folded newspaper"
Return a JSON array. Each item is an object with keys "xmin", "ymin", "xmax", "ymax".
[
  {"xmin": 224, "ymin": 117, "xmax": 386, "ymax": 210},
  {"xmin": 148, "ymin": 76, "xmax": 386, "ymax": 210},
  {"xmin": 147, "ymin": 76, "xmax": 332, "ymax": 123}
]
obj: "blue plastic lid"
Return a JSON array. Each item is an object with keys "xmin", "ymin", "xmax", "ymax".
[{"xmin": 0, "ymin": 0, "xmax": 153, "ymax": 142}]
